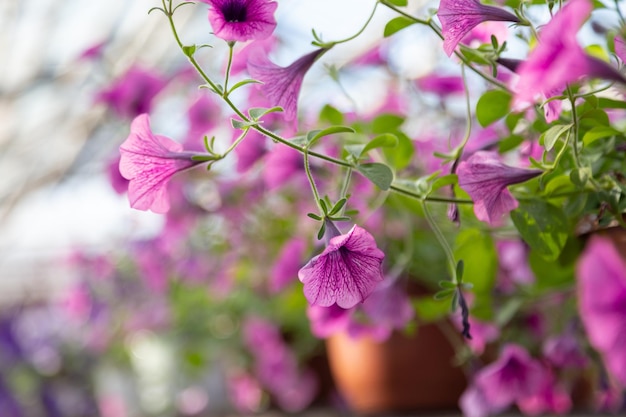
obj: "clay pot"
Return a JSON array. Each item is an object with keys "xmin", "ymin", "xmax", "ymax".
[{"xmin": 325, "ymin": 322, "xmax": 467, "ymax": 414}]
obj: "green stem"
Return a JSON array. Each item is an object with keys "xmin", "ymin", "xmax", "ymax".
[
  {"xmin": 304, "ymin": 146, "xmax": 324, "ymax": 215},
  {"xmin": 331, "ymin": 2, "xmax": 380, "ymax": 45},
  {"xmin": 223, "ymin": 42, "xmax": 235, "ymax": 96},
  {"xmin": 566, "ymin": 86, "xmax": 582, "ymax": 168},
  {"xmin": 421, "ymin": 200, "xmax": 457, "ymax": 281},
  {"xmin": 220, "ymin": 129, "xmax": 249, "ymax": 158}
]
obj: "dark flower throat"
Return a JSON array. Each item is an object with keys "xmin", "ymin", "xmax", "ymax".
[{"xmin": 222, "ymin": 1, "xmax": 248, "ymax": 22}]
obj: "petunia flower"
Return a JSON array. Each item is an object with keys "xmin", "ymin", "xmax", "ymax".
[
  {"xmin": 472, "ymin": 344, "xmax": 544, "ymax": 411},
  {"xmin": 269, "ymin": 238, "xmax": 306, "ymax": 293},
  {"xmin": 437, "ymin": 0, "xmax": 519, "ymax": 57},
  {"xmin": 415, "ymin": 74, "xmax": 465, "ymax": 97},
  {"xmin": 298, "ymin": 221, "xmax": 385, "ymax": 309},
  {"xmin": 577, "ymin": 235, "xmax": 626, "ymax": 386},
  {"xmin": 96, "ymin": 66, "xmax": 166, "ymax": 118},
  {"xmin": 457, "ymin": 151, "xmax": 542, "ymax": 225},
  {"xmin": 200, "ymin": 0, "xmax": 278, "ymax": 42},
  {"xmin": 514, "ymin": 0, "xmax": 626, "ymax": 108},
  {"xmin": 247, "ymin": 48, "xmax": 327, "ymax": 122},
  {"xmin": 119, "ymin": 114, "xmax": 206, "ymax": 213},
  {"xmin": 614, "ymin": 34, "xmax": 626, "ymax": 63},
  {"xmin": 516, "ymin": 369, "xmax": 572, "ymax": 416}
]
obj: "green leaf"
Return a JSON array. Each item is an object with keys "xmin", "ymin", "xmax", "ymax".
[
  {"xmin": 362, "ymin": 133, "xmax": 398, "ymax": 154},
  {"xmin": 582, "ymin": 125, "xmax": 621, "ymax": 145},
  {"xmin": 476, "ymin": 90, "xmax": 512, "ymax": 127},
  {"xmin": 228, "ymin": 78, "xmax": 262, "ymax": 94},
  {"xmin": 317, "ymin": 222, "xmax": 326, "ymax": 240},
  {"xmin": 430, "ymin": 174, "xmax": 458, "ymax": 192},
  {"xmin": 329, "ymin": 198, "xmax": 347, "ymax": 216},
  {"xmin": 306, "ymin": 126, "xmax": 355, "ymax": 147},
  {"xmin": 510, "ymin": 201, "xmax": 569, "ymax": 261},
  {"xmin": 570, "ymin": 167, "xmax": 591, "ymax": 187},
  {"xmin": 248, "ymin": 106, "xmax": 283, "ymax": 120},
  {"xmin": 498, "ymin": 134, "xmax": 524, "ymax": 153},
  {"xmin": 540, "ymin": 124, "xmax": 572, "ymax": 152},
  {"xmin": 456, "ymin": 259, "xmax": 465, "ymax": 282},
  {"xmin": 357, "ymin": 163, "xmax": 394, "ymax": 190},
  {"xmin": 372, "ymin": 114, "xmax": 405, "ymax": 133},
  {"xmin": 319, "ymin": 104, "xmax": 344, "ymax": 125},
  {"xmin": 439, "ymin": 280, "xmax": 456, "ymax": 289},
  {"xmin": 383, "ymin": 132, "xmax": 414, "ymax": 170},
  {"xmin": 383, "ymin": 16, "xmax": 415, "ymax": 37},
  {"xmin": 433, "ymin": 289, "xmax": 455, "ymax": 301},
  {"xmin": 182, "ymin": 45, "xmax": 196, "ymax": 57},
  {"xmin": 307, "ymin": 213, "xmax": 322, "ymax": 221},
  {"xmin": 598, "ymin": 97, "xmax": 626, "ymax": 109},
  {"xmin": 231, "ymin": 118, "xmax": 256, "ymax": 129},
  {"xmin": 385, "ymin": 0, "xmax": 408, "ymax": 5},
  {"xmin": 413, "ymin": 297, "xmax": 450, "ymax": 322}
]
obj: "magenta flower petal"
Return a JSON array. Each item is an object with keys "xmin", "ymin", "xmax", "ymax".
[
  {"xmin": 96, "ymin": 66, "xmax": 166, "ymax": 118},
  {"xmin": 119, "ymin": 114, "xmax": 203, "ymax": 213},
  {"xmin": 474, "ymin": 344, "xmax": 544, "ymax": 410},
  {"xmin": 298, "ymin": 225, "xmax": 385, "ymax": 309},
  {"xmin": 577, "ymin": 235, "xmax": 626, "ymax": 386},
  {"xmin": 457, "ymin": 151, "xmax": 542, "ymax": 224},
  {"xmin": 515, "ymin": 0, "xmax": 626, "ymax": 106},
  {"xmin": 248, "ymin": 48, "xmax": 326, "ymax": 122},
  {"xmin": 269, "ymin": 238, "xmax": 306, "ymax": 293},
  {"xmin": 201, "ymin": 0, "xmax": 278, "ymax": 42},
  {"xmin": 615, "ymin": 34, "xmax": 626, "ymax": 63},
  {"xmin": 437, "ymin": 0, "xmax": 519, "ymax": 56}
]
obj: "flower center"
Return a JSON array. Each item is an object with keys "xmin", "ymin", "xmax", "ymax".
[{"xmin": 221, "ymin": 0, "xmax": 248, "ymax": 23}]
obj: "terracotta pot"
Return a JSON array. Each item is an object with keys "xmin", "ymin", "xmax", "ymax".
[{"xmin": 325, "ymin": 322, "xmax": 467, "ymax": 414}]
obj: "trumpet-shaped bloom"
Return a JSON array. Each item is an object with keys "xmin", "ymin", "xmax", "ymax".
[
  {"xmin": 200, "ymin": 0, "xmax": 277, "ymax": 42},
  {"xmin": 474, "ymin": 344, "xmax": 544, "ymax": 410},
  {"xmin": 298, "ymin": 224, "xmax": 385, "ymax": 309},
  {"xmin": 437, "ymin": 0, "xmax": 519, "ymax": 56},
  {"xmin": 515, "ymin": 0, "xmax": 626, "ymax": 107},
  {"xmin": 96, "ymin": 66, "xmax": 166, "ymax": 118},
  {"xmin": 248, "ymin": 48, "xmax": 326, "ymax": 122},
  {"xmin": 119, "ymin": 114, "xmax": 204, "ymax": 213},
  {"xmin": 457, "ymin": 151, "xmax": 542, "ymax": 224},
  {"xmin": 577, "ymin": 235, "xmax": 626, "ymax": 386}
]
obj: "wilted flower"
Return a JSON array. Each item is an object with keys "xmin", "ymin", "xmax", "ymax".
[
  {"xmin": 200, "ymin": 0, "xmax": 278, "ymax": 42},
  {"xmin": 298, "ymin": 222, "xmax": 385, "ymax": 309},
  {"xmin": 515, "ymin": 0, "xmax": 626, "ymax": 108},
  {"xmin": 248, "ymin": 48, "xmax": 327, "ymax": 122},
  {"xmin": 96, "ymin": 66, "xmax": 166, "ymax": 118},
  {"xmin": 457, "ymin": 151, "xmax": 542, "ymax": 224},
  {"xmin": 119, "ymin": 114, "xmax": 206, "ymax": 213},
  {"xmin": 437, "ymin": 0, "xmax": 519, "ymax": 56},
  {"xmin": 577, "ymin": 235, "xmax": 626, "ymax": 386}
]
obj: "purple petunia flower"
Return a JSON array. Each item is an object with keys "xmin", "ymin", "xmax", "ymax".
[
  {"xmin": 437, "ymin": 0, "xmax": 519, "ymax": 56},
  {"xmin": 298, "ymin": 222, "xmax": 385, "ymax": 309},
  {"xmin": 577, "ymin": 235, "xmax": 626, "ymax": 386},
  {"xmin": 463, "ymin": 344, "xmax": 544, "ymax": 414},
  {"xmin": 614, "ymin": 34, "xmax": 626, "ymax": 63},
  {"xmin": 415, "ymin": 74, "xmax": 465, "ymax": 97},
  {"xmin": 269, "ymin": 238, "xmax": 306, "ymax": 293},
  {"xmin": 200, "ymin": 0, "xmax": 278, "ymax": 42},
  {"xmin": 96, "ymin": 66, "xmax": 166, "ymax": 118},
  {"xmin": 248, "ymin": 48, "xmax": 327, "ymax": 122},
  {"xmin": 457, "ymin": 151, "xmax": 542, "ymax": 225},
  {"xmin": 514, "ymin": 0, "xmax": 626, "ymax": 108},
  {"xmin": 119, "ymin": 114, "xmax": 205, "ymax": 213}
]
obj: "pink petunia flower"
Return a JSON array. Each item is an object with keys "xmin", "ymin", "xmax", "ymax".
[
  {"xmin": 200, "ymin": 0, "xmax": 278, "ymax": 42},
  {"xmin": 471, "ymin": 344, "xmax": 544, "ymax": 411},
  {"xmin": 437, "ymin": 0, "xmax": 519, "ymax": 56},
  {"xmin": 543, "ymin": 333, "xmax": 589, "ymax": 369},
  {"xmin": 119, "ymin": 114, "xmax": 205, "ymax": 213},
  {"xmin": 457, "ymin": 151, "xmax": 542, "ymax": 224},
  {"xmin": 96, "ymin": 66, "xmax": 166, "ymax": 118},
  {"xmin": 298, "ymin": 222, "xmax": 385, "ymax": 309},
  {"xmin": 415, "ymin": 74, "xmax": 465, "ymax": 97},
  {"xmin": 269, "ymin": 238, "xmax": 307, "ymax": 293},
  {"xmin": 615, "ymin": 34, "xmax": 626, "ymax": 63},
  {"xmin": 516, "ymin": 369, "xmax": 572, "ymax": 416},
  {"xmin": 577, "ymin": 235, "xmax": 626, "ymax": 386},
  {"xmin": 514, "ymin": 0, "xmax": 626, "ymax": 108},
  {"xmin": 235, "ymin": 129, "xmax": 267, "ymax": 173},
  {"xmin": 248, "ymin": 48, "xmax": 327, "ymax": 122},
  {"xmin": 306, "ymin": 304, "xmax": 352, "ymax": 339}
]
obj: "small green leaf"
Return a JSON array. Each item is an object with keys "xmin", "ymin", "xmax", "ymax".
[
  {"xmin": 317, "ymin": 222, "xmax": 326, "ymax": 240},
  {"xmin": 439, "ymin": 280, "xmax": 456, "ymax": 289},
  {"xmin": 540, "ymin": 124, "xmax": 572, "ymax": 152},
  {"xmin": 249, "ymin": 106, "xmax": 283, "ymax": 120},
  {"xmin": 319, "ymin": 104, "xmax": 344, "ymax": 125},
  {"xmin": 570, "ymin": 167, "xmax": 591, "ymax": 187},
  {"xmin": 372, "ymin": 114, "xmax": 405, "ymax": 133},
  {"xmin": 430, "ymin": 174, "xmax": 458, "ymax": 192},
  {"xmin": 182, "ymin": 45, "xmax": 196, "ymax": 57},
  {"xmin": 383, "ymin": 132, "xmax": 414, "ymax": 170},
  {"xmin": 357, "ymin": 163, "xmax": 394, "ymax": 190},
  {"xmin": 384, "ymin": 0, "xmax": 408, "ymax": 5},
  {"xmin": 228, "ymin": 78, "xmax": 262, "ymax": 94},
  {"xmin": 329, "ymin": 198, "xmax": 347, "ymax": 216},
  {"xmin": 307, "ymin": 126, "xmax": 355, "ymax": 147},
  {"xmin": 476, "ymin": 90, "xmax": 512, "ymax": 127},
  {"xmin": 231, "ymin": 119, "xmax": 258, "ymax": 129},
  {"xmin": 362, "ymin": 133, "xmax": 399, "ymax": 155},
  {"xmin": 598, "ymin": 97, "xmax": 626, "ymax": 109},
  {"xmin": 433, "ymin": 289, "xmax": 456, "ymax": 301},
  {"xmin": 456, "ymin": 259, "xmax": 465, "ymax": 282},
  {"xmin": 383, "ymin": 17, "xmax": 415, "ymax": 37},
  {"xmin": 307, "ymin": 213, "xmax": 322, "ymax": 221},
  {"xmin": 582, "ymin": 125, "xmax": 620, "ymax": 145}
]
